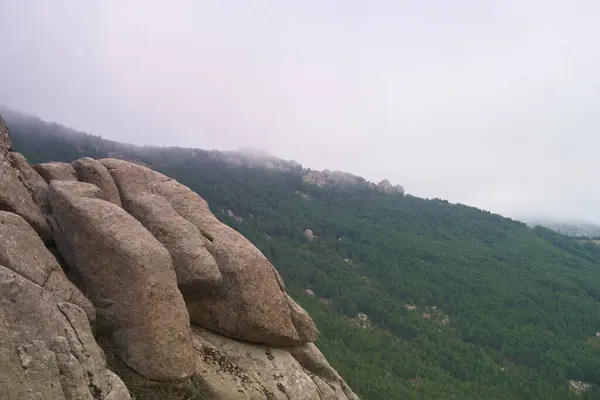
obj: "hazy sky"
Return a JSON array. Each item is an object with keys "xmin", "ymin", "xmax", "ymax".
[{"xmin": 1, "ymin": 1, "xmax": 600, "ymax": 222}]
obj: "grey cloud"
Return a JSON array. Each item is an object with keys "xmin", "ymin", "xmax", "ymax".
[{"xmin": 1, "ymin": 0, "xmax": 600, "ymax": 221}]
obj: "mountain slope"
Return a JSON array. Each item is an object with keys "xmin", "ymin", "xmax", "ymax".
[{"xmin": 7, "ymin": 109, "xmax": 600, "ymax": 399}]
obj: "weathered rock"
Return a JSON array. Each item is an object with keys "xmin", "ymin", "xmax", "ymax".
[
  {"xmin": 191, "ymin": 333, "xmax": 268, "ymax": 400},
  {"xmin": 0, "ymin": 160, "xmax": 52, "ymax": 242},
  {"xmin": 8, "ymin": 152, "xmax": 51, "ymax": 214},
  {"xmin": 193, "ymin": 327, "xmax": 353, "ymax": 400},
  {"xmin": 34, "ymin": 162, "xmax": 78, "ymax": 183},
  {"xmin": 0, "ymin": 211, "xmax": 96, "ymax": 323},
  {"xmin": 100, "ymin": 158, "xmax": 313, "ymax": 346},
  {"xmin": 72, "ymin": 157, "xmax": 122, "ymax": 206},
  {"xmin": 48, "ymin": 181, "xmax": 195, "ymax": 381},
  {"xmin": 124, "ymin": 194, "xmax": 221, "ymax": 294},
  {"xmin": 0, "ymin": 265, "xmax": 130, "ymax": 400}
]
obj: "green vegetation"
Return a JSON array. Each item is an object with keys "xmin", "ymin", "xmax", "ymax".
[{"xmin": 7, "ymin": 110, "xmax": 600, "ymax": 399}]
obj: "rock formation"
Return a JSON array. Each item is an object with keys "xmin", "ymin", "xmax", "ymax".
[
  {"xmin": 0, "ymin": 115, "xmax": 357, "ymax": 399},
  {"xmin": 71, "ymin": 157, "xmax": 122, "ymax": 206},
  {"xmin": 0, "ymin": 115, "xmax": 52, "ymax": 242},
  {"xmin": 0, "ymin": 211, "xmax": 95, "ymax": 323},
  {"xmin": 0, "ymin": 266, "xmax": 130, "ymax": 400},
  {"xmin": 124, "ymin": 194, "xmax": 222, "ymax": 294},
  {"xmin": 0, "ymin": 114, "xmax": 12, "ymax": 156},
  {"xmin": 99, "ymin": 158, "xmax": 317, "ymax": 346}
]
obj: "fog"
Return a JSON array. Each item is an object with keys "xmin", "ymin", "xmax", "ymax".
[{"xmin": 1, "ymin": 1, "xmax": 599, "ymax": 222}]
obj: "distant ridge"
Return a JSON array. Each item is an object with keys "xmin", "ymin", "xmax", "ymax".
[
  {"xmin": 0, "ymin": 105, "xmax": 405, "ymax": 196},
  {"xmin": 526, "ymin": 218, "xmax": 600, "ymax": 237}
]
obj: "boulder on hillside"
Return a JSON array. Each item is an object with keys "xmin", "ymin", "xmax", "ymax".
[
  {"xmin": 124, "ymin": 194, "xmax": 222, "ymax": 294},
  {"xmin": 0, "ymin": 265, "xmax": 130, "ymax": 400},
  {"xmin": 192, "ymin": 326, "xmax": 352, "ymax": 400},
  {"xmin": 34, "ymin": 162, "xmax": 78, "ymax": 183},
  {"xmin": 0, "ymin": 159, "xmax": 52, "ymax": 242},
  {"xmin": 0, "ymin": 211, "xmax": 95, "ymax": 323},
  {"xmin": 100, "ymin": 158, "xmax": 316, "ymax": 346},
  {"xmin": 286, "ymin": 294, "xmax": 319, "ymax": 343},
  {"xmin": 48, "ymin": 181, "xmax": 195, "ymax": 382},
  {"xmin": 8, "ymin": 152, "xmax": 51, "ymax": 214},
  {"xmin": 72, "ymin": 157, "xmax": 122, "ymax": 206}
]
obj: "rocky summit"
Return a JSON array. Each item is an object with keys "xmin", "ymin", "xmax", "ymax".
[{"xmin": 0, "ymin": 113, "xmax": 358, "ymax": 400}]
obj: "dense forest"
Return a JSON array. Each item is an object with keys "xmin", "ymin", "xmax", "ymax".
[{"xmin": 6, "ymin": 108, "xmax": 600, "ymax": 399}]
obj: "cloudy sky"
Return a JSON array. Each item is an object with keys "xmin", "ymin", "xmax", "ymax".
[{"xmin": 1, "ymin": 1, "xmax": 599, "ymax": 222}]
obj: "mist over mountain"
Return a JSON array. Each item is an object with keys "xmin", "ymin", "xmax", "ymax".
[
  {"xmin": 7, "ymin": 108, "xmax": 600, "ymax": 399},
  {"xmin": 527, "ymin": 218, "xmax": 600, "ymax": 238}
]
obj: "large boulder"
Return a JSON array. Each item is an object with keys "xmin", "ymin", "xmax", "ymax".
[
  {"xmin": 0, "ymin": 159, "xmax": 52, "ymax": 242},
  {"xmin": 48, "ymin": 181, "xmax": 195, "ymax": 381},
  {"xmin": 9, "ymin": 152, "xmax": 51, "ymax": 214},
  {"xmin": 0, "ymin": 211, "xmax": 95, "ymax": 323},
  {"xmin": 34, "ymin": 162, "xmax": 78, "ymax": 183},
  {"xmin": 124, "ymin": 194, "xmax": 221, "ymax": 294},
  {"xmin": 100, "ymin": 158, "xmax": 316, "ymax": 346},
  {"xmin": 192, "ymin": 327, "xmax": 351, "ymax": 400},
  {"xmin": 0, "ymin": 265, "xmax": 130, "ymax": 400},
  {"xmin": 72, "ymin": 157, "xmax": 122, "ymax": 206}
]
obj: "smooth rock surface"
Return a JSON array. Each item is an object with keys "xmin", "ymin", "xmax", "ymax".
[
  {"xmin": 125, "ymin": 194, "xmax": 221, "ymax": 294},
  {"xmin": 72, "ymin": 157, "xmax": 122, "ymax": 206},
  {"xmin": 100, "ymin": 158, "xmax": 315, "ymax": 346},
  {"xmin": 49, "ymin": 181, "xmax": 195, "ymax": 381}
]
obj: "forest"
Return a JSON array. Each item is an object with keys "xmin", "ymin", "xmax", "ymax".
[{"xmin": 6, "ymin": 108, "xmax": 600, "ymax": 399}]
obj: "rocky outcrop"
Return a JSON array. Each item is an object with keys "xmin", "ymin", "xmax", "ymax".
[
  {"xmin": 302, "ymin": 170, "xmax": 364, "ymax": 187},
  {"xmin": 304, "ymin": 229, "xmax": 315, "ymax": 240},
  {"xmin": 100, "ymin": 158, "xmax": 316, "ymax": 346},
  {"xmin": 72, "ymin": 157, "xmax": 123, "ymax": 206},
  {"xmin": 0, "ymin": 117, "xmax": 356, "ymax": 399},
  {"xmin": 8, "ymin": 152, "xmax": 51, "ymax": 214},
  {"xmin": 34, "ymin": 162, "xmax": 78, "ymax": 183},
  {"xmin": 376, "ymin": 179, "xmax": 404, "ymax": 195},
  {"xmin": 0, "ymin": 211, "xmax": 95, "ymax": 323},
  {"xmin": 0, "ymin": 155, "xmax": 52, "ymax": 242},
  {"xmin": 124, "ymin": 194, "xmax": 221, "ymax": 294},
  {"xmin": 0, "ymin": 114, "xmax": 11, "ymax": 160},
  {"xmin": 0, "ymin": 263, "xmax": 129, "ymax": 400},
  {"xmin": 48, "ymin": 181, "xmax": 195, "ymax": 382},
  {"xmin": 302, "ymin": 168, "xmax": 404, "ymax": 196}
]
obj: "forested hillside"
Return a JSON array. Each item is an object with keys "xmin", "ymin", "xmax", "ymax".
[{"xmin": 7, "ymin": 109, "xmax": 600, "ymax": 399}]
